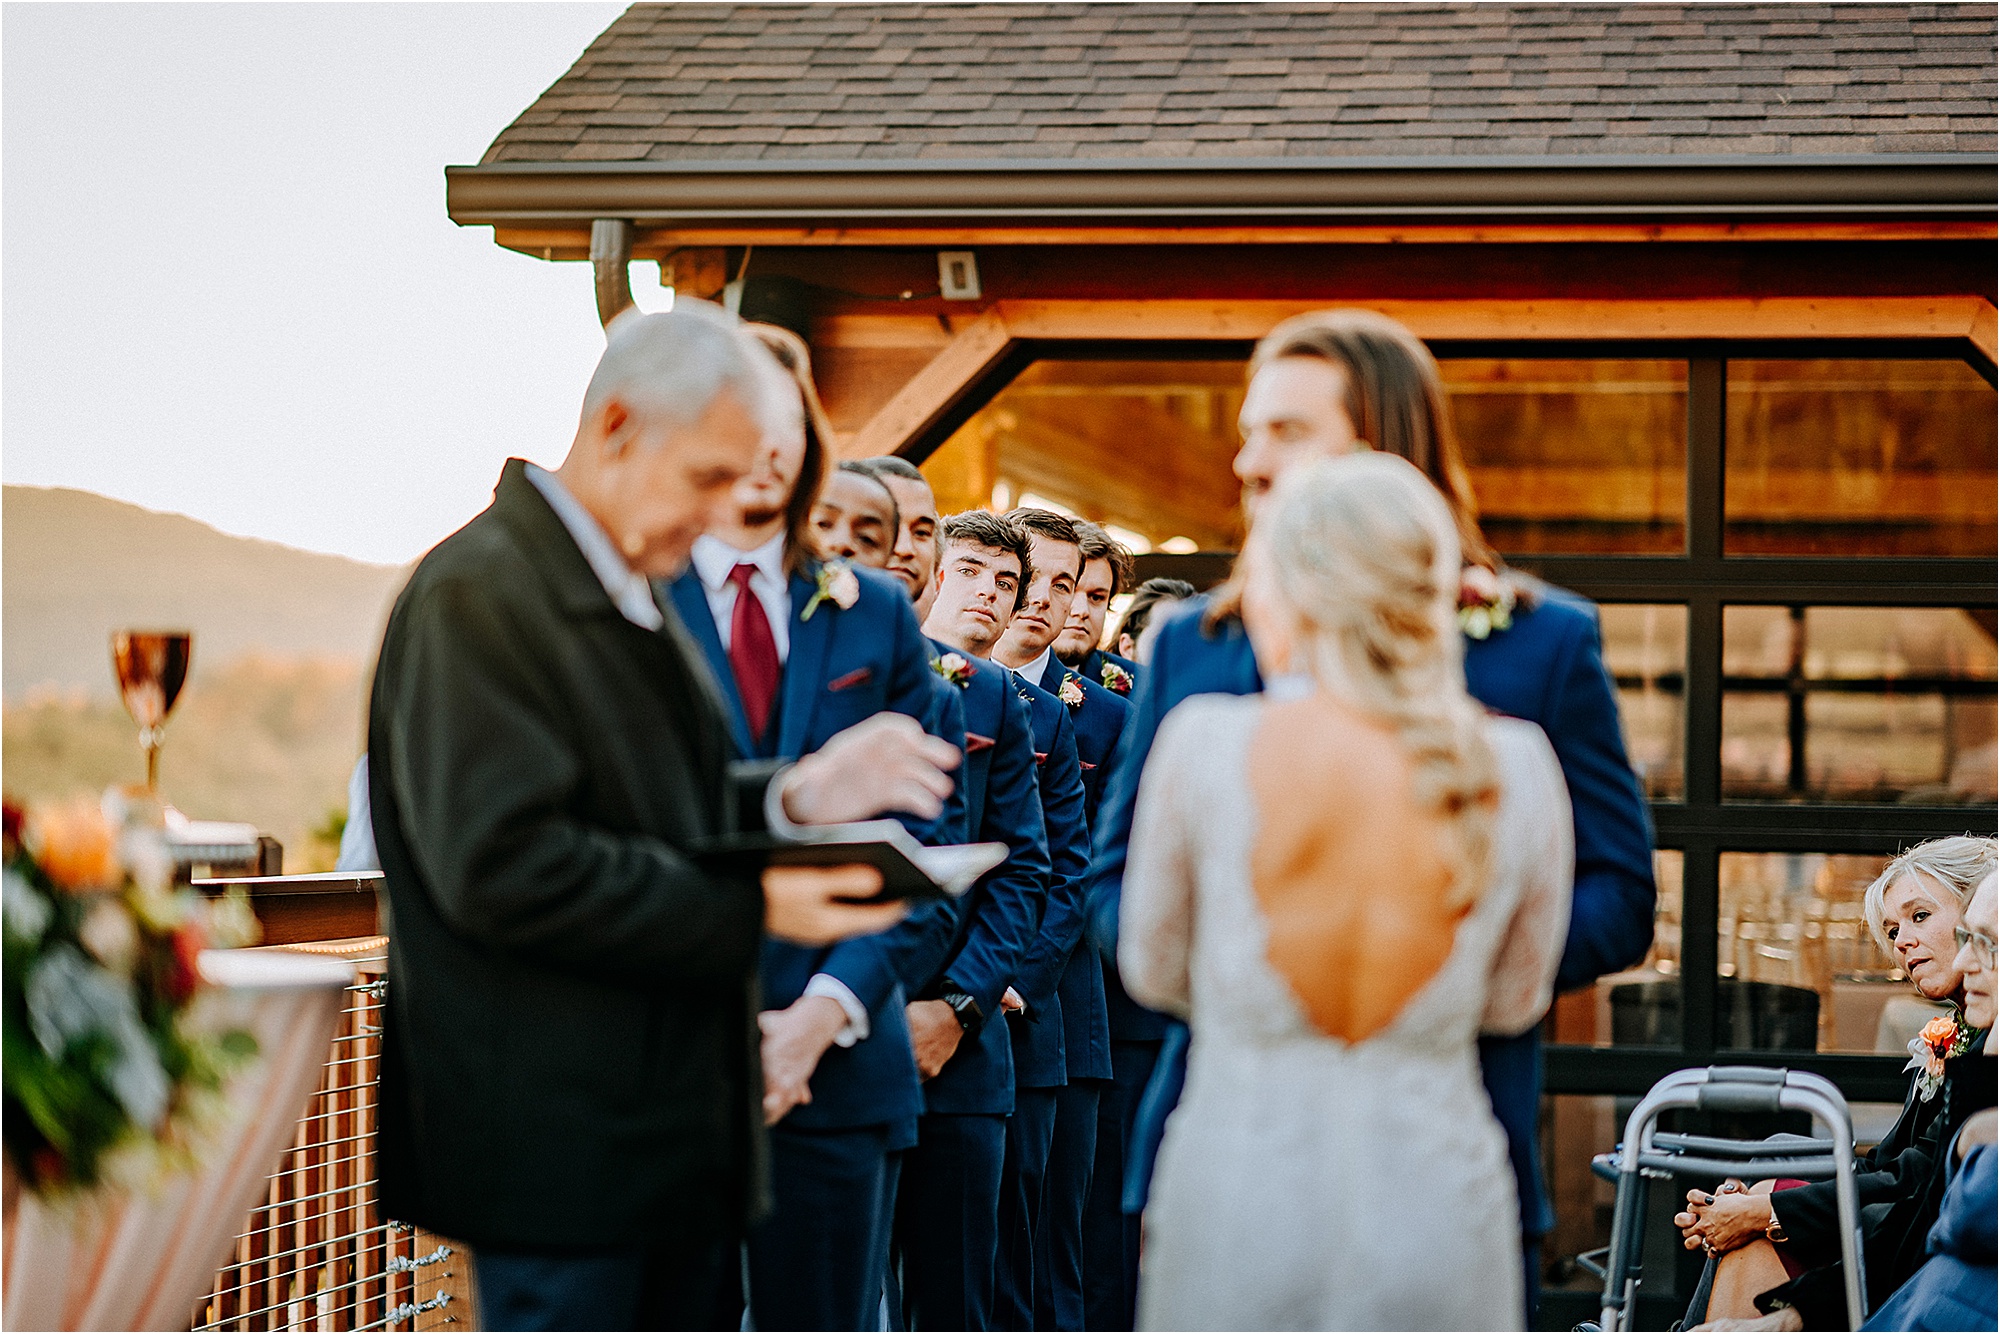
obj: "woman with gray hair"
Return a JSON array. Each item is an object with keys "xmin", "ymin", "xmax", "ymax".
[
  {"xmin": 1679, "ymin": 835, "xmax": 1997, "ymax": 1329},
  {"xmin": 1118, "ymin": 452, "xmax": 1574, "ymax": 1329}
]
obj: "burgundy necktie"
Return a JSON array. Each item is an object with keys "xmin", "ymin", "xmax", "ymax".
[{"xmin": 727, "ymin": 562, "xmax": 781, "ymax": 745}]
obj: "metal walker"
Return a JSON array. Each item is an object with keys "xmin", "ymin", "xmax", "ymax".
[{"xmin": 1580, "ymin": 1066, "xmax": 1868, "ymax": 1332}]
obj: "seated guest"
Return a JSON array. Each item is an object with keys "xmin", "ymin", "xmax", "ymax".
[
  {"xmin": 663, "ymin": 323, "xmax": 962, "ymax": 1332},
  {"xmin": 813, "ymin": 461, "xmax": 901, "ymax": 567},
  {"xmin": 1110, "ymin": 577, "xmax": 1196, "ymax": 666},
  {"xmin": 370, "ymin": 307, "xmax": 955, "ymax": 1331},
  {"xmin": 1863, "ymin": 871, "xmax": 1996, "ymax": 1332},
  {"xmin": 1680, "ymin": 837, "xmax": 1997, "ymax": 1329},
  {"xmin": 1054, "ymin": 518, "xmax": 1139, "ymax": 699}
]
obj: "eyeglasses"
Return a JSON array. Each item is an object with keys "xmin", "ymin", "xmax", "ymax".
[{"xmin": 1953, "ymin": 924, "xmax": 1997, "ymax": 966}]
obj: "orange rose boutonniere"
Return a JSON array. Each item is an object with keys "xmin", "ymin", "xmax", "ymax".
[{"xmin": 1905, "ymin": 1011, "xmax": 1975, "ymax": 1102}]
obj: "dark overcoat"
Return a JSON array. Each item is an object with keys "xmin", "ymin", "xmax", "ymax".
[{"xmin": 371, "ymin": 459, "xmax": 774, "ymax": 1250}]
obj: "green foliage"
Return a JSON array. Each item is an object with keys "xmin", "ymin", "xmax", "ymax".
[{"xmin": 2, "ymin": 840, "xmax": 257, "ymax": 1195}]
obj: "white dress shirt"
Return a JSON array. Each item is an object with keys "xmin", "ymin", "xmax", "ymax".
[
  {"xmin": 690, "ymin": 532, "xmax": 868, "ymax": 1045},
  {"xmin": 1013, "ymin": 645, "xmax": 1056, "ymax": 691},
  {"xmin": 690, "ymin": 532, "xmax": 792, "ymax": 662},
  {"xmin": 523, "ymin": 464, "xmax": 664, "ymax": 632}
]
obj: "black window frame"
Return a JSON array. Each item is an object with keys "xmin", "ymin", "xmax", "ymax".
[{"xmin": 1477, "ymin": 344, "xmax": 1999, "ymax": 1104}]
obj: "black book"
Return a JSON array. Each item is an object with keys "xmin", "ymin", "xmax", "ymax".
[{"xmin": 694, "ymin": 820, "xmax": 1008, "ymax": 903}]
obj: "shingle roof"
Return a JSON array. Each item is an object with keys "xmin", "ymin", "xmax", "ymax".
[{"xmin": 482, "ymin": 2, "xmax": 1997, "ymax": 165}]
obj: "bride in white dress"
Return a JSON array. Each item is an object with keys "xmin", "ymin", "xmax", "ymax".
[{"xmin": 1120, "ymin": 452, "xmax": 1574, "ymax": 1331}]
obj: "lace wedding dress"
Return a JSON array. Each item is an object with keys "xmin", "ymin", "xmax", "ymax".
[{"xmin": 1120, "ymin": 692, "xmax": 1574, "ymax": 1331}]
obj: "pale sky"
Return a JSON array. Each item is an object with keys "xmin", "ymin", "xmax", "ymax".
[{"xmin": 4, "ymin": 1, "xmax": 637, "ymax": 566}]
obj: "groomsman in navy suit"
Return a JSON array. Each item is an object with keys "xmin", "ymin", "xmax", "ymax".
[
  {"xmin": 1054, "ymin": 519, "xmax": 1140, "ymax": 703},
  {"xmin": 915, "ymin": 512, "xmax": 1086, "ymax": 1333},
  {"xmin": 665, "ymin": 364, "xmax": 963, "ymax": 1330},
  {"xmin": 1087, "ymin": 314, "xmax": 1656, "ymax": 1324},
  {"xmin": 992, "ymin": 510, "xmax": 1126, "ymax": 1330},
  {"xmin": 1054, "ymin": 523, "xmax": 1157, "ymax": 1332},
  {"xmin": 811, "ymin": 460, "xmax": 902, "ymax": 570},
  {"xmin": 896, "ymin": 507, "xmax": 1051, "ymax": 1331}
]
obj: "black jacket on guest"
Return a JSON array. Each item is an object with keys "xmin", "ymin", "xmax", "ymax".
[
  {"xmin": 1761, "ymin": 1027, "xmax": 1996, "ymax": 1328},
  {"xmin": 370, "ymin": 459, "xmax": 779, "ymax": 1251}
]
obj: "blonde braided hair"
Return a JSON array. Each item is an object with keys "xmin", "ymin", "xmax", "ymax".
[{"xmin": 1256, "ymin": 452, "xmax": 1501, "ymax": 910}]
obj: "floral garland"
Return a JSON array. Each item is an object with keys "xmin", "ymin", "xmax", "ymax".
[
  {"xmin": 1906, "ymin": 1010, "xmax": 1979, "ymax": 1103},
  {"xmin": 1058, "ymin": 673, "xmax": 1086, "ymax": 710},
  {"xmin": 800, "ymin": 561, "xmax": 860, "ymax": 621},
  {"xmin": 1098, "ymin": 660, "xmax": 1134, "ymax": 696},
  {"xmin": 932, "ymin": 652, "xmax": 974, "ymax": 688},
  {"xmin": 3, "ymin": 790, "xmax": 261, "ymax": 1195}
]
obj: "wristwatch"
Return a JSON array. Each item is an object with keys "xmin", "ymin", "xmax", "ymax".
[{"xmin": 941, "ymin": 989, "xmax": 984, "ymax": 1033}]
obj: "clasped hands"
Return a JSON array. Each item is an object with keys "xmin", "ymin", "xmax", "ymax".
[
  {"xmin": 761, "ymin": 714, "xmax": 961, "ymax": 947},
  {"xmin": 1675, "ymin": 1178, "xmax": 1776, "ymax": 1257}
]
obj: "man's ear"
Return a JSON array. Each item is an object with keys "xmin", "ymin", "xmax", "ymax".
[{"xmin": 595, "ymin": 398, "xmax": 633, "ymax": 457}]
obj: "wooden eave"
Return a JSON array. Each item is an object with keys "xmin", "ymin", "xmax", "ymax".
[{"xmin": 445, "ymin": 153, "xmax": 2000, "ymax": 259}]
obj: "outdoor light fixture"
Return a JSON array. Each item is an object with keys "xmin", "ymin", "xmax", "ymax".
[{"xmin": 938, "ymin": 251, "xmax": 981, "ymax": 300}]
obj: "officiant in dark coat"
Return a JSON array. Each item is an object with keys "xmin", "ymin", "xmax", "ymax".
[{"xmin": 369, "ymin": 307, "xmax": 959, "ymax": 1332}]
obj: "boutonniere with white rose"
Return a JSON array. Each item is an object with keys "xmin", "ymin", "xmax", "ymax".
[
  {"xmin": 932, "ymin": 653, "xmax": 974, "ymax": 688},
  {"xmin": 1457, "ymin": 565, "xmax": 1518, "ymax": 641},
  {"xmin": 800, "ymin": 561, "xmax": 860, "ymax": 621},
  {"xmin": 1099, "ymin": 660, "xmax": 1133, "ymax": 696},
  {"xmin": 1906, "ymin": 1011, "xmax": 1976, "ymax": 1102},
  {"xmin": 1058, "ymin": 673, "xmax": 1086, "ymax": 710}
]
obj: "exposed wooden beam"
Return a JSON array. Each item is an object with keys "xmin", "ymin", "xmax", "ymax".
[
  {"xmin": 1968, "ymin": 298, "xmax": 1998, "ymax": 365},
  {"xmin": 843, "ymin": 295, "xmax": 1997, "ymax": 456},
  {"xmin": 838, "ymin": 309, "xmax": 1014, "ymax": 460},
  {"xmin": 994, "ymin": 296, "xmax": 2000, "ymax": 345}
]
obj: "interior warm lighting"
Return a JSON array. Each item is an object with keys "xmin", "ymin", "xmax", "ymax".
[{"xmin": 1105, "ymin": 524, "xmax": 1151, "ymax": 555}]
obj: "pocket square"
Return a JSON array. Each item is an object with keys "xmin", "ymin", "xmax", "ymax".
[
  {"xmin": 827, "ymin": 666, "xmax": 874, "ymax": 692},
  {"xmin": 964, "ymin": 732, "xmax": 996, "ymax": 753}
]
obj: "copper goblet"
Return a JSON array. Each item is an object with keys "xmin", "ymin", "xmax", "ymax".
[{"xmin": 111, "ymin": 631, "xmax": 192, "ymax": 791}]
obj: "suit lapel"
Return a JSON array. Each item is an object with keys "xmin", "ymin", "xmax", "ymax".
[
  {"xmin": 666, "ymin": 571, "xmax": 755, "ymax": 758},
  {"xmin": 775, "ymin": 569, "xmax": 834, "ymax": 758}
]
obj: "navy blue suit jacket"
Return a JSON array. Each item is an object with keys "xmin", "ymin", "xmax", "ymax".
[
  {"xmin": 667, "ymin": 560, "xmax": 952, "ymax": 1136},
  {"xmin": 1025, "ymin": 657, "xmax": 1124, "ymax": 1080},
  {"xmin": 1089, "ymin": 584, "xmax": 1656, "ymax": 1233},
  {"xmin": 908, "ymin": 644, "xmax": 1049, "ymax": 1116},
  {"xmin": 1006, "ymin": 669, "xmax": 1092, "ymax": 1090}
]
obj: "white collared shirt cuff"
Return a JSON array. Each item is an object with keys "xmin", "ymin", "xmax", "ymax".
[
  {"xmin": 764, "ymin": 762, "xmax": 807, "ymax": 839},
  {"xmin": 804, "ymin": 974, "xmax": 870, "ymax": 1047}
]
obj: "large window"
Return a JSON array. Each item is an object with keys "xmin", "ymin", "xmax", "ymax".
[
  {"xmin": 925, "ymin": 344, "xmax": 1996, "ymax": 1323},
  {"xmin": 926, "ymin": 350, "xmax": 1996, "ymax": 1077}
]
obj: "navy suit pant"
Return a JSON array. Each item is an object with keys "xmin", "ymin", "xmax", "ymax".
[
  {"xmin": 896, "ymin": 1111, "xmax": 1008, "ymax": 1331},
  {"xmin": 994, "ymin": 1086, "xmax": 1061, "ymax": 1330},
  {"xmin": 1034, "ymin": 1080, "xmax": 1103, "ymax": 1331},
  {"xmin": 1082, "ymin": 1040, "xmax": 1160, "ymax": 1331},
  {"xmin": 747, "ymin": 1121, "xmax": 894, "ymax": 1332},
  {"xmin": 474, "ymin": 1233, "xmax": 737, "ymax": 1332}
]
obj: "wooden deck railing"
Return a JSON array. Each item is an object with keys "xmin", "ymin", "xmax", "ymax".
[{"xmin": 192, "ymin": 878, "xmax": 473, "ymax": 1332}]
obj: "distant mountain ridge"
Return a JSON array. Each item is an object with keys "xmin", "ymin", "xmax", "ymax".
[{"xmin": 3, "ymin": 486, "xmax": 407, "ymax": 698}]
